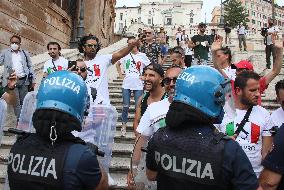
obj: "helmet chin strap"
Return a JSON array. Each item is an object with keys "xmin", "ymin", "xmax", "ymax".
[{"xmin": 49, "ymin": 121, "xmax": 57, "ymax": 146}]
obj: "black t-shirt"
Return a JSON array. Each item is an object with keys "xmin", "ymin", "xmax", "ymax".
[
  {"xmin": 0, "ymin": 86, "xmax": 5, "ymax": 98},
  {"xmin": 146, "ymin": 126, "xmax": 258, "ymax": 190},
  {"xmin": 191, "ymin": 35, "xmax": 211, "ymax": 60},
  {"xmin": 262, "ymin": 124, "xmax": 284, "ymax": 190}
]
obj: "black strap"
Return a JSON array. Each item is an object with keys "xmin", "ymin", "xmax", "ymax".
[
  {"xmin": 129, "ymin": 53, "xmax": 140, "ymax": 75},
  {"xmin": 234, "ymin": 106, "xmax": 253, "ymax": 138},
  {"xmin": 51, "ymin": 59, "xmax": 58, "ymax": 71},
  {"xmin": 22, "ymin": 50, "xmax": 30, "ymax": 70}
]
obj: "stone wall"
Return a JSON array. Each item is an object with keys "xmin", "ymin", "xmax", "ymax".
[
  {"xmin": 0, "ymin": 0, "xmax": 73, "ymax": 55},
  {"xmin": 84, "ymin": 0, "xmax": 117, "ymax": 48}
]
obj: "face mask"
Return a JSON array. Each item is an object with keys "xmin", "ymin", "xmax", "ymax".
[
  {"xmin": 11, "ymin": 43, "xmax": 19, "ymax": 50},
  {"xmin": 11, "ymin": 43, "xmax": 19, "ymax": 51}
]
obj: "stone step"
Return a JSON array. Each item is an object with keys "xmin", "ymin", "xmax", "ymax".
[
  {"xmin": 112, "ymin": 143, "xmax": 133, "ymax": 157},
  {"xmin": 109, "ymin": 173, "xmax": 127, "ymax": 189}
]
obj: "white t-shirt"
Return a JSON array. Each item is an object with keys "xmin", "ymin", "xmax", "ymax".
[
  {"xmin": 266, "ymin": 26, "xmax": 279, "ymax": 45},
  {"xmin": 271, "ymin": 107, "xmax": 284, "ymax": 128},
  {"xmin": 43, "ymin": 57, "xmax": 68, "ymax": 74},
  {"xmin": 216, "ymin": 105, "xmax": 273, "ymax": 177},
  {"xmin": 223, "ymin": 66, "xmax": 236, "ymax": 81},
  {"xmin": 120, "ymin": 52, "xmax": 150, "ymax": 90},
  {"xmin": 86, "ymin": 54, "xmax": 112, "ymax": 105},
  {"xmin": 184, "ymin": 47, "xmax": 193, "ymax": 56},
  {"xmin": 176, "ymin": 32, "xmax": 182, "ymax": 41},
  {"xmin": 137, "ymin": 98, "xmax": 170, "ymax": 137},
  {"xmin": 12, "ymin": 52, "xmax": 25, "ymax": 78}
]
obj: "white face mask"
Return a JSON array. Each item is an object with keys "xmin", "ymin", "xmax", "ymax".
[{"xmin": 11, "ymin": 43, "xmax": 19, "ymax": 51}]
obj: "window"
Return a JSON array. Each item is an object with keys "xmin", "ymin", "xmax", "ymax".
[
  {"xmin": 119, "ymin": 23, "xmax": 123, "ymax": 30},
  {"xmin": 120, "ymin": 13, "xmax": 123, "ymax": 21},
  {"xmin": 166, "ymin": 18, "xmax": 172, "ymax": 25},
  {"xmin": 190, "ymin": 17, "xmax": 193, "ymax": 23},
  {"xmin": 252, "ymin": 19, "xmax": 255, "ymax": 24},
  {"xmin": 148, "ymin": 19, "xmax": 152, "ymax": 24},
  {"xmin": 149, "ymin": 11, "xmax": 152, "ymax": 14}
]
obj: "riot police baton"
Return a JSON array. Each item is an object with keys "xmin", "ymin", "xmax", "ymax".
[{"xmin": 8, "ymin": 128, "xmax": 105, "ymax": 157}]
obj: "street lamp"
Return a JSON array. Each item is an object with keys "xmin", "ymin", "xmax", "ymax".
[{"xmin": 151, "ymin": 2, "xmax": 156, "ymax": 28}]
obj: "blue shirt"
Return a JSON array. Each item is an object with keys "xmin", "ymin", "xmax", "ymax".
[{"xmin": 63, "ymin": 144, "xmax": 101, "ymax": 190}]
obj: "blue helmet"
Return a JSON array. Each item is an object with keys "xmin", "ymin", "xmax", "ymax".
[
  {"xmin": 174, "ymin": 66, "xmax": 228, "ymax": 118},
  {"xmin": 36, "ymin": 71, "xmax": 88, "ymax": 123}
]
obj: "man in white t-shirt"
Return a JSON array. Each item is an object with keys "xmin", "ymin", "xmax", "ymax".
[
  {"xmin": 271, "ymin": 80, "xmax": 284, "ymax": 128},
  {"xmin": 78, "ymin": 35, "xmax": 141, "ymax": 105},
  {"xmin": 137, "ymin": 65, "xmax": 183, "ymax": 137},
  {"xmin": 216, "ymin": 71, "xmax": 273, "ymax": 177},
  {"xmin": 43, "ymin": 42, "xmax": 68, "ymax": 77},
  {"xmin": 116, "ymin": 36, "xmax": 151, "ymax": 136}
]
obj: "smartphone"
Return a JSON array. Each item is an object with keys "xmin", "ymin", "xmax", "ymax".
[
  {"xmin": 68, "ymin": 61, "xmax": 77, "ymax": 71},
  {"xmin": 7, "ymin": 67, "xmax": 14, "ymax": 77}
]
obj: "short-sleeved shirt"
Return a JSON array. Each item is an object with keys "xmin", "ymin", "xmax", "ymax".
[
  {"xmin": 43, "ymin": 57, "xmax": 69, "ymax": 74},
  {"xmin": 85, "ymin": 54, "xmax": 112, "ymax": 105},
  {"xmin": 137, "ymin": 98, "xmax": 170, "ymax": 136},
  {"xmin": 191, "ymin": 34, "xmax": 211, "ymax": 60},
  {"xmin": 216, "ymin": 105, "xmax": 274, "ymax": 176},
  {"xmin": 120, "ymin": 52, "xmax": 150, "ymax": 90},
  {"xmin": 271, "ymin": 108, "xmax": 284, "ymax": 128},
  {"xmin": 63, "ymin": 144, "xmax": 101, "ymax": 190},
  {"xmin": 146, "ymin": 126, "xmax": 258, "ymax": 190},
  {"xmin": 0, "ymin": 86, "xmax": 5, "ymax": 98},
  {"xmin": 140, "ymin": 42, "xmax": 161, "ymax": 64},
  {"xmin": 262, "ymin": 124, "xmax": 284, "ymax": 190},
  {"xmin": 266, "ymin": 26, "xmax": 279, "ymax": 45}
]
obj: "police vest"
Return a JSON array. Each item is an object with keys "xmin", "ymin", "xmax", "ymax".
[
  {"xmin": 152, "ymin": 126, "xmax": 228, "ymax": 190},
  {"xmin": 7, "ymin": 133, "xmax": 84, "ymax": 190}
]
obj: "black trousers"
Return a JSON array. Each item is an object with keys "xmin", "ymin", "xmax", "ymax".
[{"xmin": 265, "ymin": 44, "xmax": 275, "ymax": 68}]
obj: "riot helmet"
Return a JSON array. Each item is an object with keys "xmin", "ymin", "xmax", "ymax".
[{"xmin": 173, "ymin": 66, "xmax": 230, "ymax": 118}]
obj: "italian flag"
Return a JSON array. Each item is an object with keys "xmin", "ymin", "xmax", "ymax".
[{"xmin": 226, "ymin": 122, "xmax": 260, "ymax": 143}]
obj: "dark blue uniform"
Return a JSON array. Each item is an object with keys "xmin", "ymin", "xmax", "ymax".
[
  {"xmin": 146, "ymin": 126, "xmax": 258, "ymax": 190},
  {"xmin": 63, "ymin": 144, "xmax": 101, "ymax": 190},
  {"xmin": 262, "ymin": 124, "xmax": 284, "ymax": 190}
]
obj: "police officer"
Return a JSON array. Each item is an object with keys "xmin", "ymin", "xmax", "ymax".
[
  {"xmin": 7, "ymin": 71, "xmax": 108, "ymax": 190},
  {"xmin": 145, "ymin": 66, "xmax": 259, "ymax": 189}
]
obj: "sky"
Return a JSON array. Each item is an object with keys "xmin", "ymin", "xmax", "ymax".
[{"xmin": 116, "ymin": 0, "xmax": 284, "ymax": 22}]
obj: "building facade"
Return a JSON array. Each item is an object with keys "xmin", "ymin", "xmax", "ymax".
[
  {"xmin": 114, "ymin": 0, "xmax": 203, "ymax": 33},
  {"xmin": 0, "ymin": 0, "xmax": 117, "ymax": 55},
  {"xmin": 240, "ymin": 0, "xmax": 284, "ymax": 29},
  {"xmin": 211, "ymin": 6, "xmax": 221, "ymax": 25}
]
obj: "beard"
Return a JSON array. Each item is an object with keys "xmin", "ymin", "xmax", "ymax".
[{"xmin": 240, "ymin": 95, "xmax": 258, "ymax": 107}]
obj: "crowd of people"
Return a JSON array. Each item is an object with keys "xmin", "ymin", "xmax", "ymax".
[{"xmin": 0, "ymin": 20, "xmax": 283, "ymax": 189}]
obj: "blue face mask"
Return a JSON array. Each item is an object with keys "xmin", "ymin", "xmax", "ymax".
[{"xmin": 214, "ymin": 108, "xmax": 224, "ymax": 125}]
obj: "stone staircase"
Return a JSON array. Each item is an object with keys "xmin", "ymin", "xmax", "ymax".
[{"xmin": 0, "ymin": 57, "xmax": 282, "ymax": 189}]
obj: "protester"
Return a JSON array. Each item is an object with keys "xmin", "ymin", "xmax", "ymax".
[
  {"xmin": 43, "ymin": 42, "xmax": 68, "ymax": 77},
  {"xmin": 0, "ymin": 34, "xmax": 36, "ymax": 119},
  {"xmin": 237, "ymin": 22, "xmax": 247, "ymax": 51},
  {"xmin": 169, "ymin": 47, "xmax": 186, "ymax": 68},
  {"xmin": 212, "ymin": 38, "xmax": 283, "ymax": 105},
  {"xmin": 136, "ymin": 65, "xmax": 182, "ymax": 136},
  {"xmin": 116, "ymin": 36, "xmax": 151, "ymax": 137},
  {"xmin": 157, "ymin": 27, "xmax": 168, "ymax": 65},
  {"xmin": 78, "ymin": 34, "xmax": 140, "ymax": 105},
  {"xmin": 175, "ymin": 27, "xmax": 182, "ymax": 46},
  {"xmin": 0, "ymin": 72, "xmax": 17, "ymax": 105},
  {"xmin": 132, "ymin": 63, "xmax": 166, "ymax": 135},
  {"xmin": 140, "ymin": 28, "xmax": 162, "ymax": 65},
  {"xmin": 264, "ymin": 20, "xmax": 279, "ymax": 69},
  {"xmin": 216, "ymin": 71, "xmax": 273, "ymax": 177},
  {"xmin": 7, "ymin": 71, "xmax": 108, "ymax": 190},
  {"xmin": 271, "ymin": 80, "xmax": 284, "ymax": 128},
  {"xmin": 189, "ymin": 23, "xmax": 211, "ymax": 65},
  {"xmin": 146, "ymin": 66, "xmax": 258, "ymax": 189},
  {"xmin": 259, "ymin": 124, "xmax": 284, "ymax": 190}
]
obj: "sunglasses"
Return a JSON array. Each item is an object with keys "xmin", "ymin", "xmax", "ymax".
[
  {"xmin": 146, "ymin": 32, "xmax": 152, "ymax": 34},
  {"xmin": 76, "ymin": 67, "xmax": 87, "ymax": 72},
  {"xmin": 85, "ymin": 44, "xmax": 98, "ymax": 49},
  {"xmin": 163, "ymin": 77, "xmax": 178, "ymax": 85}
]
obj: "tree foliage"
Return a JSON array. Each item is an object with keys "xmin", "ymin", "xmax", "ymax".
[{"xmin": 223, "ymin": 0, "xmax": 249, "ymax": 28}]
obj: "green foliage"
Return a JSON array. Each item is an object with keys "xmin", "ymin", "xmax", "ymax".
[{"xmin": 223, "ymin": 0, "xmax": 249, "ymax": 28}]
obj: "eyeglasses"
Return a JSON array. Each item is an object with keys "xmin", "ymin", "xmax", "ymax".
[
  {"xmin": 146, "ymin": 32, "xmax": 152, "ymax": 34},
  {"xmin": 163, "ymin": 77, "xmax": 178, "ymax": 85},
  {"xmin": 76, "ymin": 67, "xmax": 87, "ymax": 72},
  {"xmin": 85, "ymin": 44, "xmax": 98, "ymax": 49}
]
